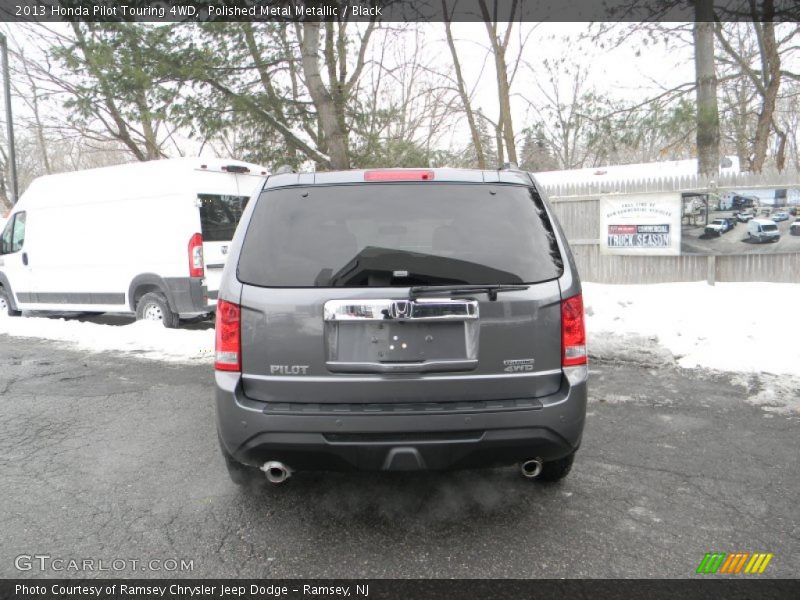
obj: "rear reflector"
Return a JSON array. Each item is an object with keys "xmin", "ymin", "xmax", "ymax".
[
  {"xmin": 364, "ymin": 169, "xmax": 435, "ymax": 182},
  {"xmin": 561, "ymin": 293, "xmax": 587, "ymax": 367},
  {"xmin": 188, "ymin": 233, "xmax": 204, "ymax": 278},
  {"xmin": 215, "ymin": 300, "xmax": 241, "ymax": 371}
]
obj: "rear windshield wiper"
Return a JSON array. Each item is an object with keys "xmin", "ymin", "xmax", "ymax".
[{"xmin": 409, "ymin": 284, "xmax": 529, "ymax": 301}]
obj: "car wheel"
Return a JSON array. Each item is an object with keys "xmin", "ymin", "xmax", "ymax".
[
  {"xmin": 135, "ymin": 292, "xmax": 179, "ymax": 328},
  {"xmin": 0, "ymin": 288, "xmax": 22, "ymax": 317},
  {"xmin": 526, "ymin": 453, "xmax": 575, "ymax": 483}
]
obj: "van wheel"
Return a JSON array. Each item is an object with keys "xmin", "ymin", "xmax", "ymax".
[
  {"xmin": 0, "ymin": 288, "xmax": 22, "ymax": 317},
  {"xmin": 532, "ymin": 453, "xmax": 575, "ymax": 483},
  {"xmin": 135, "ymin": 292, "xmax": 179, "ymax": 328}
]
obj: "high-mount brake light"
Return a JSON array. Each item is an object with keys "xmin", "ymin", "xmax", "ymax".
[
  {"xmin": 364, "ymin": 170, "xmax": 435, "ymax": 182},
  {"xmin": 215, "ymin": 300, "xmax": 241, "ymax": 372},
  {"xmin": 222, "ymin": 165, "xmax": 251, "ymax": 174},
  {"xmin": 188, "ymin": 233, "xmax": 204, "ymax": 278},
  {"xmin": 561, "ymin": 293, "xmax": 587, "ymax": 367}
]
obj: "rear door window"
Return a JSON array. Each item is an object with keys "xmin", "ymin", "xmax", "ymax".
[
  {"xmin": 0, "ymin": 212, "xmax": 25, "ymax": 254},
  {"xmin": 238, "ymin": 183, "xmax": 563, "ymax": 287},
  {"xmin": 199, "ymin": 194, "xmax": 249, "ymax": 242}
]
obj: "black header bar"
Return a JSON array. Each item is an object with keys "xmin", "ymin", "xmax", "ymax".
[
  {"xmin": 3, "ymin": 579, "xmax": 800, "ymax": 600},
  {"xmin": 1, "ymin": 0, "xmax": 799, "ymax": 23}
]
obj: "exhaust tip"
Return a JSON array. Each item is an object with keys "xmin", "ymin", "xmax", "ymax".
[
  {"xmin": 260, "ymin": 461, "xmax": 292, "ymax": 484},
  {"xmin": 520, "ymin": 458, "xmax": 543, "ymax": 479}
]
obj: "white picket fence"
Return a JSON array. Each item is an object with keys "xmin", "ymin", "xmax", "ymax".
[
  {"xmin": 542, "ymin": 170, "xmax": 800, "ymax": 284},
  {"xmin": 540, "ymin": 169, "xmax": 800, "ymax": 198}
]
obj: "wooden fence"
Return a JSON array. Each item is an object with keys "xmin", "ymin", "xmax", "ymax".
[{"xmin": 541, "ymin": 170, "xmax": 800, "ymax": 284}]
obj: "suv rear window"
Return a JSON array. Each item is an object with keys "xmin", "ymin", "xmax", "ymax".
[{"xmin": 238, "ymin": 183, "xmax": 563, "ymax": 287}]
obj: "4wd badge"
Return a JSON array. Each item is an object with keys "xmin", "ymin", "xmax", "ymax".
[{"xmin": 503, "ymin": 359, "xmax": 534, "ymax": 373}]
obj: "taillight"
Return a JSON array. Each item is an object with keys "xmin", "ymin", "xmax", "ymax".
[
  {"xmin": 215, "ymin": 300, "xmax": 241, "ymax": 371},
  {"xmin": 188, "ymin": 233, "xmax": 204, "ymax": 277},
  {"xmin": 364, "ymin": 169, "xmax": 434, "ymax": 181},
  {"xmin": 561, "ymin": 293, "xmax": 587, "ymax": 366}
]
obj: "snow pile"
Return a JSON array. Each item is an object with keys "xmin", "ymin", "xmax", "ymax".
[
  {"xmin": 0, "ymin": 316, "xmax": 214, "ymax": 363},
  {"xmin": 0, "ymin": 282, "xmax": 798, "ymax": 381},
  {"xmin": 583, "ymin": 281, "xmax": 800, "ymax": 377}
]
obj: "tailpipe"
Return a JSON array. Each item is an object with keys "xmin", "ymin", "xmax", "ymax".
[
  {"xmin": 520, "ymin": 458, "xmax": 543, "ymax": 479},
  {"xmin": 260, "ymin": 461, "xmax": 292, "ymax": 484}
]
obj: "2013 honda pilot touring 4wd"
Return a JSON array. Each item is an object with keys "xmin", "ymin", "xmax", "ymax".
[{"xmin": 215, "ymin": 168, "xmax": 587, "ymax": 486}]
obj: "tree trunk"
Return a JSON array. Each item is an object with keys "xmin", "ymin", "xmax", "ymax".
[
  {"xmin": 494, "ymin": 47, "xmax": 517, "ymax": 165},
  {"xmin": 750, "ymin": 21, "xmax": 780, "ymax": 172},
  {"xmin": 693, "ymin": 0, "xmax": 720, "ymax": 176},
  {"xmin": 478, "ymin": 0, "xmax": 518, "ymax": 166},
  {"xmin": 443, "ymin": 0, "xmax": 485, "ymax": 168},
  {"xmin": 300, "ymin": 22, "xmax": 350, "ymax": 170}
]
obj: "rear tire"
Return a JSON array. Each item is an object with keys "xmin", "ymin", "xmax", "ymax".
[
  {"xmin": 135, "ymin": 292, "xmax": 179, "ymax": 328},
  {"xmin": 534, "ymin": 453, "xmax": 575, "ymax": 483},
  {"xmin": 0, "ymin": 288, "xmax": 22, "ymax": 317}
]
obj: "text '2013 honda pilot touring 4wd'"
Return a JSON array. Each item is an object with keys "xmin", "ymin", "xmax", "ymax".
[{"xmin": 215, "ymin": 168, "xmax": 587, "ymax": 486}]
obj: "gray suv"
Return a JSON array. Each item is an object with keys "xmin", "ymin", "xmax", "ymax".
[{"xmin": 215, "ymin": 168, "xmax": 587, "ymax": 486}]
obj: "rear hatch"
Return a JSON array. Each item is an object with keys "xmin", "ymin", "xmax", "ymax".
[{"xmin": 236, "ymin": 180, "xmax": 565, "ymax": 406}]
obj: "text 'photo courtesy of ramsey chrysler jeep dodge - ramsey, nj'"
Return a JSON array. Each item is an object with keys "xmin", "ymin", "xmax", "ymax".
[
  {"xmin": 0, "ymin": 158, "xmax": 267, "ymax": 327},
  {"xmin": 214, "ymin": 167, "xmax": 588, "ymax": 487}
]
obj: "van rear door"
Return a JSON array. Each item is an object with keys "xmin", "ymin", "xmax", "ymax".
[{"xmin": 199, "ymin": 192, "xmax": 249, "ymax": 301}]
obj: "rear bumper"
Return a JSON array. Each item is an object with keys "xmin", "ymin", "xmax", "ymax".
[
  {"xmin": 215, "ymin": 370, "xmax": 587, "ymax": 471},
  {"xmin": 163, "ymin": 277, "xmax": 210, "ymax": 315}
]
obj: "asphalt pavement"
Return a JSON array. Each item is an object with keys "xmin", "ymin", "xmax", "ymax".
[{"xmin": 0, "ymin": 335, "xmax": 797, "ymax": 578}]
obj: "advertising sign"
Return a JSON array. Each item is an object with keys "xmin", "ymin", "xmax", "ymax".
[
  {"xmin": 600, "ymin": 193, "xmax": 682, "ymax": 256},
  {"xmin": 680, "ymin": 187, "xmax": 800, "ymax": 255}
]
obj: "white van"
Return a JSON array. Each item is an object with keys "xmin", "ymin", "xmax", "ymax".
[
  {"xmin": 0, "ymin": 158, "xmax": 267, "ymax": 326},
  {"xmin": 747, "ymin": 218, "xmax": 780, "ymax": 243}
]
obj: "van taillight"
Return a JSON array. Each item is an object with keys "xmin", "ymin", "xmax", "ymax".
[
  {"xmin": 215, "ymin": 300, "xmax": 241, "ymax": 372},
  {"xmin": 188, "ymin": 233, "xmax": 204, "ymax": 277},
  {"xmin": 561, "ymin": 293, "xmax": 587, "ymax": 367}
]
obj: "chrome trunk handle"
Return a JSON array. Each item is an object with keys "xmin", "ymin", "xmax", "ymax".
[{"xmin": 323, "ymin": 298, "xmax": 479, "ymax": 322}]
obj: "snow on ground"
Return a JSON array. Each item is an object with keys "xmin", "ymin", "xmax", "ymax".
[
  {"xmin": 0, "ymin": 316, "xmax": 214, "ymax": 363},
  {"xmin": 0, "ymin": 281, "xmax": 798, "ymax": 411},
  {"xmin": 583, "ymin": 281, "xmax": 800, "ymax": 414},
  {"xmin": 583, "ymin": 281, "xmax": 800, "ymax": 377}
]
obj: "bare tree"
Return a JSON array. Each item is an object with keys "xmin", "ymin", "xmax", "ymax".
[
  {"xmin": 296, "ymin": 18, "xmax": 377, "ymax": 169},
  {"xmin": 694, "ymin": 0, "xmax": 720, "ymax": 176},
  {"xmin": 478, "ymin": 0, "xmax": 520, "ymax": 165},
  {"xmin": 442, "ymin": 0, "xmax": 485, "ymax": 168},
  {"xmin": 714, "ymin": 15, "xmax": 799, "ymax": 171}
]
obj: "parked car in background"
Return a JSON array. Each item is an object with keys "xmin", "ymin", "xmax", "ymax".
[
  {"xmin": 0, "ymin": 158, "xmax": 267, "ymax": 325},
  {"xmin": 747, "ymin": 218, "xmax": 780, "ymax": 243},
  {"xmin": 735, "ymin": 212, "xmax": 753, "ymax": 223},
  {"xmin": 705, "ymin": 218, "xmax": 734, "ymax": 236},
  {"xmin": 772, "ymin": 211, "xmax": 790, "ymax": 222},
  {"xmin": 215, "ymin": 167, "xmax": 587, "ymax": 487},
  {"xmin": 790, "ymin": 218, "xmax": 800, "ymax": 236}
]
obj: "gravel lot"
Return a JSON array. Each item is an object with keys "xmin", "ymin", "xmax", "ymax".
[{"xmin": 0, "ymin": 335, "xmax": 797, "ymax": 578}]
